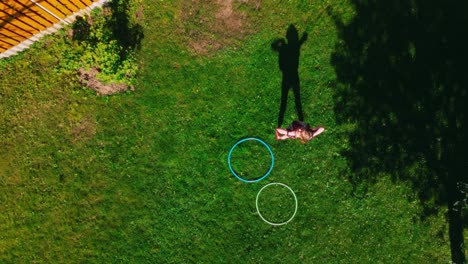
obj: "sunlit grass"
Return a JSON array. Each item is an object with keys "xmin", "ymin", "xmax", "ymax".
[{"xmin": 0, "ymin": 0, "xmax": 452, "ymax": 262}]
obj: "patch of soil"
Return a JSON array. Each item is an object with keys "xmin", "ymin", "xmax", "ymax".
[
  {"xmin": 78, "ymin": 68, "xmax": 134, "ymax": 96},
  {"xmin": 179, "ymin": 0, "xmax": 262, "ymax": 55},
  {"xmin": 215, "ymin": 0, "xmax": 244, "ymax": 34}
]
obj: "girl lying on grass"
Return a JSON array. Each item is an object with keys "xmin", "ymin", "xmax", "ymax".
[{"xmin": 276, "ymin": 120, "xmax": 325, "ymax": 144}]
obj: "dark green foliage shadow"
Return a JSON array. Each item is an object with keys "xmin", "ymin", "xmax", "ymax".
[
  {"xmin": 72, "ymin": 0, "xmax": 144, "ymax": 52},
  {"xmin": 64, "ymin": 0, "xmax": 144, "ymax": 85},
  {"xmin": 71, "ymin": 16, "xmax": 89, "ymax": 41},
  {"xmin": 329, "ymin": 1, "xmax": 467, "ymax": 262},
  {"xmin": 104, "ymin": 0, "xmax": 144, "ymax": 54}
]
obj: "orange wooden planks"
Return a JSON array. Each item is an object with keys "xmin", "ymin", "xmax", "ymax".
[
  {"xmin": 80, "ymin": 0, "xmax": 95, "ymax": 6},
  {"xmin": 69, "ymin": 0, "xmax": 87, "ymax": 10},
  {"xmin": 0, "ymin": 24, "xmax": 30, "ymax": 41},
  {"xmin": 0, "ymin": 8, "xmax": 42, "ymax": 34},
  {"xmin": 0, "ymin": 32, "xmax": 21, "ymax": 45},
  {"xmin": 0, "ymin": 2, "xmax": 47, "ymax": 31},
  {"xmin": 5, "ymin": 1, "xmax": 56, "ymax": 29},
  {"xmin": 1, "ymin": 0, "xmax": 106, "ymax": 58},
  {"xmin": 38, "ymin": 1, "xmax": 68, "ymax": 19},
  {"xmin": 44, "ymin": 0, "xmax": 76, "ymax": 15},
  {"xmin": 25, "ymin": 0, "xmax": 61, "ymax": 23}
]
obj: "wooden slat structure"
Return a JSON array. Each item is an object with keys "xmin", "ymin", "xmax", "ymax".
[{"xmin": 0, "ymin": 0, "xmax": 107, "ymax": 58}]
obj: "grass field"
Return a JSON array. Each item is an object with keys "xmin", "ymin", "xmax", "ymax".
[{"xmin": 0, "ymin": 0, "xmax": 458, "ymax": 262}]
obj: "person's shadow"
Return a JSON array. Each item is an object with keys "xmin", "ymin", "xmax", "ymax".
[{"xmin": 272, "ymin": 24, "xmax": 308, "ymax": 127}]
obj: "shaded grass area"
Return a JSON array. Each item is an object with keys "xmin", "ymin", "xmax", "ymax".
[
  {"xmin": 329, "ymin": 0, "xmax": 467, "ymax": 261},
  {"xmin": 0, "ymin": 0, "xmax": 452, "ymax": 262}
]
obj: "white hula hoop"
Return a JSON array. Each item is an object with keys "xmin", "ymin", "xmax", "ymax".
[{"xmin": 255, "ymin": 182, "xmax": 298, "ymax": 226}]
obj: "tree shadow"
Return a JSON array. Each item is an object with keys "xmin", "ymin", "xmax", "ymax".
[
  {"xmin": 329, "ymin": 1, "xmax": 467, "ymax": 262},
  {"xmin": 104, "ymin": 0, "xmax": 144, "ymax": 53},
  {"xmin": 272, "ymin": 24, "xmax": 308, "ymax": 127},
  {"xmin": 71, "ymin": 0, "xmax": 144, "ymax": 57},
  {"xmin": 71, "ymin": 16, "xmax": 89, "ymax": 41}
]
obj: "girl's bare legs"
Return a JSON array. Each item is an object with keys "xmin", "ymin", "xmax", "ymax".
[
  {"xmin": 276, "ymin": 126, "xmax": 324, "ymax": 141},
  {"xmin": 276, "ymin": 128, "xmax": 293, "ymax": 140},
  {"xmin": 276, "ymin": 128, "xmax": 287, "ymax": 140},
  {"xmin": 276, "ymin": 128, "xmax": 301, "ymax": 140}
]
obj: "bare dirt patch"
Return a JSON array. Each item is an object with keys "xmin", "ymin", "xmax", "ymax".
[
  {"xmin": 179, "ymin": 0, "xmax": 262, "ymax": 55},
  {"xmin": 78, "ymin": 68, "xmax": 134, "ymax": 96}
]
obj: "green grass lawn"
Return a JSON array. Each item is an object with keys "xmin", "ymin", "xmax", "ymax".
[{"xmin": 0, "ymin": 0, "xmax": 455, "ymax": 262}]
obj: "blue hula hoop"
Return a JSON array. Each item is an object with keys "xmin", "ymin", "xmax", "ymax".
[{"xmin": 228, "ymin": 138, "xmax": 274, "ymax": 183}]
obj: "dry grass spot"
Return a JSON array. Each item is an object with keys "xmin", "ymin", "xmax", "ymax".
[
  {"xmin": 178, "ymin": 0, "xmax": 262, "ymax": 55},
  {"xmin": 71, "ymin": 115, "xmax": 96, "ymax": 143}
]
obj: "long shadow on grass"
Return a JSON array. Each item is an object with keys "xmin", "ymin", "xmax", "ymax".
[
  {"xmin": 272, "ymin": 25, "xmax": 308, "ymax": 127},
  {"xmin": 329, "ymin": 2, "xmax": 467, "ymax": 263}
]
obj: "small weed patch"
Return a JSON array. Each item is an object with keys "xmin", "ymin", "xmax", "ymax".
[{"xmin": 57, "ymin": 1, "xmax": 142, "ymax": 94}]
